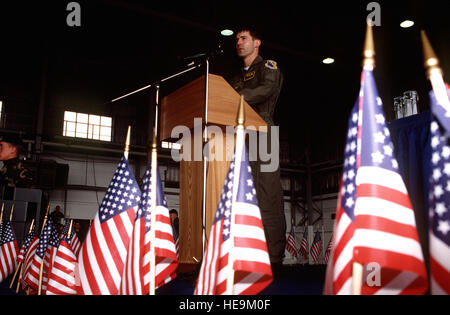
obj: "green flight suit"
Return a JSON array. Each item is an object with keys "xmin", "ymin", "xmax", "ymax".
[{"xmin": 228, "ymin": 55, "xmax": 286, "ymax": 265}]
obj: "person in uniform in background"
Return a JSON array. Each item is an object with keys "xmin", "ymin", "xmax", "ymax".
[
  {"xmin": 169, "ymin": 209, "xmax": 179, "ymax": 238},
  {"xmin": 0, "ymin": 133, "xmax": 34, "ymax": 188},
  {"xmin": 228, "ymin": 27, "xmax": 286, "ymax": 275},
  {"xmin": 50, "ymin": 205, "xmax": 65, "ymax": 233}
]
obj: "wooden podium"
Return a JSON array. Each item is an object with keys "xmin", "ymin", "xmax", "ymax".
[{"xmin": 160, "ymin": 74, "xmax": 267, "ymax": 264}]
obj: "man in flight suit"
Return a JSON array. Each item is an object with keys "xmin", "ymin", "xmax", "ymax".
[{"xmin": 228, "ymin": 27, "xmax": 286, "ymax": 274}]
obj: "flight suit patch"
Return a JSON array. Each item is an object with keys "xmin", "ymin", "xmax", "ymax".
[
  {"xmin": 265, "ymin": 60, "xmax": 278, "ymax": 70},
  {"xmin": 244, "ymin": 70, "xmax": 256, "ymax": 81}
]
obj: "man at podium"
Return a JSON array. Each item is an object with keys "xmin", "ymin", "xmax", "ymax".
[{"xmin": 228, "ymin": 27, "xmax": 286, "ymax": 273}]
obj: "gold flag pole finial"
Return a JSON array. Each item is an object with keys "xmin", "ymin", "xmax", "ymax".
[
  {"xmin": 124, "ymin": 125, "xmax": 131, "ymax": 160},
  {"xmin": 421, "ymin": 30, "xmax": 450, "ymax": 112},
  {"xmin": 236, "ymin": 95, "xmax": 246, "ymax": 128},
  {"xmin": 363, "ymin": 23, "xmax": 375, "ymax": 70},
  {"xmin": 421, "ymin": 30, "xmax": 442, "ymax": 77}
]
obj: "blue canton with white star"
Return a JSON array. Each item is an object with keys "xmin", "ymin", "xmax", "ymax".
[
  {"xmin": 214, "ymin": 145, "xmax": 257, "ymax": 242},
  {"xmin": 137, "ymin": 162, "xmax": 168, "ymax": 233},
  {"xmin": 36, "ymin": 219, "xmax": 57, "ymax": 258},
  {"xmin": 429, "ymin": 89, "xmax": 450, "ymax": 245},
  {"xmin": 341, "ymin": 101, "xmax": 359, "ymax": 221},
  {"xmin": 1, "ymin": 221, "xmax": 16, "ymax": 245},
  {"xmin": 360, "ymin": 70, "xmax": 398, "ymax": 172},
  {"xmin": 99, "ymin": 157, "xmax": 141, "ymax": 224}
]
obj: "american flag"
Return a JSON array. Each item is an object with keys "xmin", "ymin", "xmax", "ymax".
[
  {"xmin": 0, "ymin": 221, "xmax": 19, "ymax": 282},
  {"xmin": 195, "ymin": 142, "xmax": 272, "ymax": 295},
  {"xmin": 324, "ymin": 68, "xmax": 428, "ymax": 295},
  {"xmin": 120, "ymin": 162, "xmax": 178, "ymax": 295},
  {"xmin": 70, "ymin": 232, "xmax": 82, "ymax": 258},
  {"xmin": 428, "ymin": 86, "xmax": 450, "ymax": 294},
  {"xmin": 60, "ymin": 220, "xmax": 71, "ymax": 238},
  {"xmin": 310, "ymin": 231, "xmax": 322, "ymax": 264},
  {"xmin": 78, "ymin": 156, "xmax": 141, "ymax": 295},
  {"xmin": 324, "ymin": 235, "xmax": 333, "ymax": 265},
  {"xmin": 17, "ymin": 229, "xmax": 36, "ymax": 264},
  {"xmin": 20, "ymin": 235, "xmax": 39, "ymax": 293},
  {"xmin": 285, "ymin": 228, "xmax": 298, "ymax": 258},
  {"xmin": 298, "ymin": 230, "xmax": 308, "ymax": 259},
  {"xmin": 25, "ymin": 218, "xmax": 60, "ymax": 293},
  {"xmin": 46, "ymin": 237, "xmax": 80, "ymax": 295}
]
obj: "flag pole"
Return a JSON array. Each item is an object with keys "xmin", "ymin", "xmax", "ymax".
[
  {"xmin": 9, "ymin": 203, "xmax": 15, "ymax": 222},
  {"xmin": 37, "ymin": 203, "xmax": 51, "ymax": 295},
  {"xmin": 124, "ymin": 125, "xmax": 131, "ymax": 160},
  {"xmin": 226, "ymin": 95, "xmax": 246, "ymax": 295},
  {"xmin": 421, "ymin": 30, "xmax": 449, "ymax": 109},
  {"xmin": 352, "ymin": 22, "xmax": 375, "ymax": 296},
  {"xmin": 0, "ymin": 202, "xmax": 4, "ymax": 223},
  {"xmin": 67, "ymin": 219, "xmax": 74, "ymax": 239},
  {"xmin": 149, "ymin": 127, "xmax": 158, "ymax": 295},
  {"xmin": 14, "ymin": 219, "xmax": 35, "ymax": 292}
]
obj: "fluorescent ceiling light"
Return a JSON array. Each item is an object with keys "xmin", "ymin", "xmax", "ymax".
[
  {"xmin": 322, "ymin": 58, "xmax": 335, "ymax": 64},
  {"xmin": 220, "ymin": 29, "xmax": 234, "ymax": 36},
  {"xmin": 400, "ymin": 20, "xmax": 415, "ymax": 28}
]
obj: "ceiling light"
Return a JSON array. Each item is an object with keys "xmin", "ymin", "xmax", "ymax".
[
  {"xmin": 220, "ymin": 29, "xmax": 234, "ymax": 36},
  {"xmin": 323, "ymin": 58, "xmax": 335, "ymax": 65},
  {"xmin": 400, "ymin": 20, "xmax": 415, "ymax": 28}
]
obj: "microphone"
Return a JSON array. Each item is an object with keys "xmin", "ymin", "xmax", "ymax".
[{"xmin": 183, "ymin": 42, "xmax": 224, "ymax": 61}]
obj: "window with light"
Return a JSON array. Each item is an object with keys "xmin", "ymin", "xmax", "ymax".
[{"xmin": 63, "ymin": 111, "xmax": 112, "ymax": 142}]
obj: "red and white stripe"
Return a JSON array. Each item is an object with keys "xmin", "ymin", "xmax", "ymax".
[
  {"xmin": 21, "ymin": 236, "xmax": 38, "ymax": 291},
  {"xmin": 310, "ymin": 238, "xmax": 322, "ymax": 264},
  {"xmin": 24, "ymin": 242, "xmax": 57, "ymax": 293},
  {"xmin": 429, "ymin": 232, "xmax": 450, "ymax": 294},
  {"xmin": 0, "ymin": 239, "xmax": 19, "ymax": 282},
  {"xmin": 353, "ymin": 167, "xmax": 428, "ymax": 294},
  {"xmin": 71, "ymin": 233, "xmax": 82, "ymax": 258},
  {"xmin": 195, "ymin": 202, "xmax": 272, "ymax": 295},
  {"xmin": 121, "ymin": 205, "xmax": 178, "ymax": 295},
  {"xmin": 77, "ymin": 207, "xmax": 137, "ymax": 295},
  {"xmin": 46, "ymin": 239, "xmax": 80, "ymax": 295}
]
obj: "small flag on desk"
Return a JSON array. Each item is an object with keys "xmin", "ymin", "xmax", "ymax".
[
  {"xmin": 428, "ymin": 86, "xmax": 450, "ymax": 295},
  {"xmin": 46, "ymin": 237, "xmax": 80, "ymax": 295},
  {"xmin": 0, "ymin": 221, "xmax": 19, "ymax": 282},
  {"xmin": 25, "ymin": 218, "xmax": 59, "ymax": 293},
  {"xmin": 78, "ymin": 156, "xmax": 141, "ymax": 295},
  {"xmin": 195, "ymin": 144, "xmax": 272, "ymax": 295},
  {"xmin": 324, "ymin": 67, "xmax": 428, "ymax": 295},
  {"xmin": 120, "ymin": 162, "xmax": 178, "ymax": 295}
]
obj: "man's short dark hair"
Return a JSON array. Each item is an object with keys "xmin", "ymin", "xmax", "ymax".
[
  {"xmin": 235, "ymin": 26, "xmax": 262, "ymax": 41},
  {"xmin": 169, "ymin": 209, "xmax": 178, "ymax": 215}
]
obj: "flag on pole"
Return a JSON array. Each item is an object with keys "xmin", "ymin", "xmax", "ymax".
[
  {"xmin": 324, "ymin": 235, "xmax": 333, "ymax": 264},
  {"xmin": 70, "ymin": 232, "xmax": 82, "ymax": 258},
  {"xmin": 195, "ymin": 144, "xmax": 272, "ymax": 295},
  {"xmin": 46, "ymin": 237, "xmax": 80, "ymax": 295},
  {"xmin": 324, "ymin": 67, "xmax": 428, "ymax": 295},
  {"xmin": 298, "ymin": 229, "xmax": 308, "ymax": 259},
  {"xmin": 120, "ymin": 162, "xmax": 178, "ymax": 295},
  {"xmin": 24, "ymin": 218, "xmax": 59, "ymax": 292},
  {"xmin": 285, "ymin": 228, "xmax": 298, "ymax": 258},
  {"xmin": 17, "ymin": 229, "xmax": 36, "ymax": 264},
  {"xmin": 310, "ymin": 231, "xmax": 322, "ymax": 264},
  {"xmin": 78, "ymin": 156, "xmax": 141, "ymax": 295},
  {"xmin": 20, "ymin": 235, "xmax": 39, "ymax": 293},
  {"xmin": 0, "ymin": 221, "xmax": 19, "ymax": 282},
  {"xmin": 428, "ymin": 86, "xmax": 450, "ymax": 295}
]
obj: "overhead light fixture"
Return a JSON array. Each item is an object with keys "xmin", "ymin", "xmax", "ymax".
[
  {"xmin": 220, "ymin": 29, "xmax": 234, "ymax": 36},
  {"xmin": 400, "ymin": 20, "xmax": 415, "ymax": 28},
  {"xmin": 322, "ymin": 58, "xmax": 335, "ymax": 65}
]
